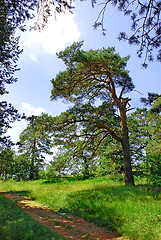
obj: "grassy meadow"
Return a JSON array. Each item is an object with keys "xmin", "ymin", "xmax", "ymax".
[{"xmin": 0, "ymin": 176, "xmax": 161, "ymax": 240}]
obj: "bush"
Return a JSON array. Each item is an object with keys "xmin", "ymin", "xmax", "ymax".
[{"xmin": 146, "ymin": 154, "xmax": 161, "ymax": 186}]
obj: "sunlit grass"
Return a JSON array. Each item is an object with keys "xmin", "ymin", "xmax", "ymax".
[{"xmin": 0, "ymin": 176, "xmax": 160, "ymax": 240}]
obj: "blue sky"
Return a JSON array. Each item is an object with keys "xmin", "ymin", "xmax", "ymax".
[{"xmin": 3, "ymin": 1, "xmax": 161, "ymax": 150}]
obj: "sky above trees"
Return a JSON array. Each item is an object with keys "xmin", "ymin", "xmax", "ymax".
[{"xmin": 2, "ymin": 1, "xmax": 161, "ymax": 154}]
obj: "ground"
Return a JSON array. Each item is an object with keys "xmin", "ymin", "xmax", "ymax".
[{"xmin": 1, "ymin": 191, "xmax": 128, "ymax": 240}]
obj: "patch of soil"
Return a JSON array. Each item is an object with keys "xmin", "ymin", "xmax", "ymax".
[{"xmin": 1, "ymin": 191, "xmax": 128, "ymax": 240}]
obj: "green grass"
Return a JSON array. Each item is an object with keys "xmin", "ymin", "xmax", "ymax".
[
  {"xmin": 0, "ymin": 193, "xmax": 66, "ymax": 240},
  {"xmin": 0, "ymin": 176, "xmax": 161, "ymax": 240}
]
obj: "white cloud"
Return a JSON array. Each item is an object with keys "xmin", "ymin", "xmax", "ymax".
[
  {"xmin": 22, "ymin": 103, "xmax": 45, "ymax": 117},
  {"xmin": 29, "ymin": 54, "xmax": 39, "ymax": 63},
  {"xmin": 21, "ymin": 11, "xmax": 80, "ymax": 54}
]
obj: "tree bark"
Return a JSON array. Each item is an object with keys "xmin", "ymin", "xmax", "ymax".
[
  {"xmin": 83, "ymin": 156, "xmax": 90, "ymax": 179},
  {"xmin": 121, "ymin": 134, "xmax": 134, "ymax": 185},
  {"xmin": 120, "ymin": 105, "xmax": 135, "ymax": 185}
]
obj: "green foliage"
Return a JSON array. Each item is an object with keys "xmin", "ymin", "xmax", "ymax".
[
  {"xmin": 52, "ymin": 42, "xmax": 134, "ymax": 104},
  {"xmin": 127, "ymin": 101, "xmax": 161, "ymax": 187},
  {"xmin": 0, "ymin": 148, "xmax": 14, "ymax": 180},
  {"xmin": 0, "ymin": 193, "xmax": 66, "ymax": 240},
  {"xmin": 149, "ymin": 95, "xmax": 161, "ymax": 114},
  {"xmin": 44, "ymin": 164, "xmax": 58, "ymax": 180},
  {"xmin": 145, "ymin": 153, "xmax": 161, "ymax": 186},
  {"xmin": 12, "ymin": 154, "xmax": 31, "ymax": 181},
  {"xmin": 96, "ymin": 140, "xmax": 123, "ymax": 176},
  {"xmin": 128, "ymin": 108, "xmax": 149, "ymax": 163},
  {"xmin": 17, "ymin": 114, "xmax": 53, "ymax": 180},
  {"xmin": 144, "ymin": 96, "xmax": 161, "ymax": 186}
]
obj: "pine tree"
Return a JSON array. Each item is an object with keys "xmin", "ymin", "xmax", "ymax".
[{"xmin": 51, "ymin": 42, "xmax": 135, "ymax": 185}]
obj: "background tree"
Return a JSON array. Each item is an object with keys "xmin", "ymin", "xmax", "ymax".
[
  {"xmin": 96, "ymin": 139, "xmax": 124, "ymax": 176},
  {"xmin": 52, "ymin": 118, "xmax": 124, "ymax": 179},
  {"xmin": 52, "ymin": 139, "xmax": 100, "ymax": 179},
  {"xmin": 0, "ymin": 147, "xmax": 14, "ymax": 180},
  {"xmin": 51, "ymin": 42, "xmax": 135, "ymax": 185},
  {"xmin": 145, "ymin": 96, "xmax": 161, "ymax": 186},
  {"xmin": 17, "ymin": 114, "xmax": 53, "ymax": 180},
  {"xmin": 50, "ymin": 148, "xmax": 72, "ymax": 177},
  {"xmin": 130, "ymin": 93, "xmax": 161, "ymax": 185},
  {"xmin": 12, "ymin": 153, "xmax": 31, "ymax": 180},
  {"xmin": 128, "ymin": 108, "xmax": 150, "ymax": 164}
]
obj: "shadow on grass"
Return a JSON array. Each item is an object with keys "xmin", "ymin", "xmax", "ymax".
[
  {"xmin": 0, "ymin": 192, "xmax": 66, "ymax": 240},
  {"xmin": 60, "ymin": 184, "xmax": 159, "ymax": 232},
  {"xmin": 6, "ymin": 190, "xmax": 29, "ymax": 196}
]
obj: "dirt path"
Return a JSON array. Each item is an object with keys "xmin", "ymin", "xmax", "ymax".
[{"xmin": 1, "ymin": 191, "xmax": 127, "ymax": 240}]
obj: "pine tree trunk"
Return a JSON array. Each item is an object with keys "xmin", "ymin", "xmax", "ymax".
[
  {"xmin": 83, "ymin": 157, "xmax": 90, "ymax": 179},
  {"xmin": 121, "ymin": 134, "xmax": 134, "ymax": 185},
  {"xmin": 30, "ymin": 139, "xmax": 36, "ymax": 180},
  {"xmin": 120, "ymin": 109, "xmax": 135, "ymax": 185}
]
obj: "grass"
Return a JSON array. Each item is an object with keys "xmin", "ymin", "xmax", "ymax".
[
  {"xmin": 0, "ymin": 176, "xmax": 161, "ymax": 240},
  {"xmin": 0, "ymin": 193, "xmax": 67, "ymax": 240}
]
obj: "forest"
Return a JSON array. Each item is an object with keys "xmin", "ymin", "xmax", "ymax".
[{"xmin": 0, "ymin": 1, "xmax": 161, "ymax": 239}]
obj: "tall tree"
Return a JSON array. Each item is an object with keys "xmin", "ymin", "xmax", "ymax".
[
  {"xmin": 17, "ymin": 114, "xmax": 53, "ymax": 179},
  {"xmin": 0, "ymin": 0, "xmax": 75, "ymax": 148},
  {"xmin": 145, "ymin": 96, "xmax": 161, "ymax": 185},
  {"xmin": 0, "ymin": 0, "xmax": 39, "ymax": 94},
  {"xmin": 53, "ymin": 138, "xmax": 100, "ymax": 179},
  {"xmin": 134, "ymin": 94, "xmax": 161, "ymax": 185},
  {"xmin": 52, "ymin": 111, "xmax": 123, "ymax": 178},
  {"xmin": 128, "ymin": 108, "xmax": 150, "ymax": 164},
  {"xmin": 51, "ymin": 42, "xmax": 135, "ymax": 185},
  {"xmin": 0, "ymin": 147, "xmax": 14, "ymax": 179},
  {"xmin": 0, "ymin": 0, "xmax": 37, "ymax": 147}
]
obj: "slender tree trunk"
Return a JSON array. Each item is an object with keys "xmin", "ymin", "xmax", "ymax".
[
  {"xmin": 29, "ymin": 158, "xmax": 35, "ymax": 180},
  {"xmin": 30, "ymin": 139, "xmax": 36, "ymax": 180},
  {"xmin": 83, "ymin": 156, "xmax": 90, "ymax": 179},
  {"xmin": 120, "ymin": 106, "xmax": 135, "ymax": 185}
]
